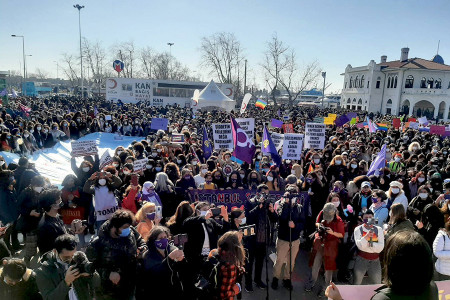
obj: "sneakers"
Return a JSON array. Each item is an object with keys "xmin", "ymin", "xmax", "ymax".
[
  {"xmin": 255, "ymin": 280, "xmax": 267, "ymax": 289},
  {"xmin": 244, "ymin": 284, "xmax": 254, "ymax": 293},
  {"xmin": 282, "ymin": 279, "xmax": 293, "ymax": 291},
  {"xmin": 271, "ymin": 277, "xmax": 278, "ymax": 290}
]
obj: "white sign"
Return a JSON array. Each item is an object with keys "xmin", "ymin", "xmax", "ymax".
[
  {"xmin": 304, "ymin": 123, "xmax": 326, "ymax": 149},
  {"xmin": 409, "ymin": 122, "xmax": 419, "ymax": 129},
  {"xmin": 235, "ymin": 118, "xmax": 255, "ymax": 140},
  {"xmin": 282, "ymin": 133, "xmax": 304, "ymax": 160},
  {"xmin": 271, "ymin": 132, "xmax": 284, "ymax": 151},
  {"xmin": 133, "ymin": 158, "xmax": 148, "ymax": 173},
  {"xmin": 99, "ymin": 150, "xmax": 113, "ymax": 170},
  {"xmin": 240, "ymin": 93, "xmax": 252, "ymax": 114},
  {"xmin": 212, "ymin": 123, "xmax": 233, "ymax": 150},
  {"xmin": 105, "ymin": 115, "xmax": 112, "ymax": 121},
  {"xmin": 71, "ymin": 140, "xmax": 98, "ymax": 157}
]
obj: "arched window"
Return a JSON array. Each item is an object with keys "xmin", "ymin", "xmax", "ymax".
[
  {"xmin": 360, "ymin": 75, "xmax": 365, "ymax": 88},
  {"xmin": 352, "ymin": 98, "xmax": 357, "ymax": 103},
  {"xmin": 427, "ymin": 78, "xmax": 434, "ymax": 89},
  {"xmin": 355, "ymin": 76, "xmax": 359, "ymax": 88},
  {"xmin": 345, "ymin": 82, "xmax": 347, "ymax": 89},
  {"xmin": 376, "ymin": 77, "xmax": 381, "ymax": 88},
  {"xmin": 349, "ymin": 77, "xmax": 353, "ymax": 88},
  {"xmin": 420, "ymin": 77, "xmax": 426, "ymax": 88},
  {"xmin": 387, "ymin": 77, "xmax": 391, "ymax": 88},
  {"xmin": 358, "ymin": 98, "xmax": 362, "ymax": 104},
  {"xmin": 435, "ymin": 78, "xmax": 442, "ymax": 89},
  {"xmin": 347, "ymin": 98, "xmax": 351, "ymax": 104},
  {"xmin": 387, "ymin": 99, "xmax": 392, "ymax": 105},
  {"xmin": 405, "ymin": 75, "xmax": 414, "ymax": 88},
  {"xmin": 394, "ymin": 76, "xmax": 398, "ymax": 88}
]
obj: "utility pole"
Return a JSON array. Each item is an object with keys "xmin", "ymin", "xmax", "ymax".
[
  {"xmin": 11, "ymin": 35, "xmax": 26, "ymax": 93},
  {"xmin": 322, "ymin": 71, "xmax": 326, "ymax": 107},
  {"xmin": 74, "ymin": 4, "xmax": 85, "ymax": 98},
  {"xmin": 244, "ymin": 59, "xmax": 247, "ymax": 94}
]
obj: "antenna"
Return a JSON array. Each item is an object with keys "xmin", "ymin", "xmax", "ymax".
[{"xmin": 437, "ymin": 40, "xmax": 440, "ymax": 55}]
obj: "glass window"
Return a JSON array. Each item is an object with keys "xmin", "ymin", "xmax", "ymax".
[
  {"xmin": 405, "ymin": 75, "xmax": 414, "ymax": 88},
  {"xmin": 170, "ymin": 88, "xmax": 187, "ymax": 98},
  {"xmin": 347, "ymin": 98, "xmax": 351, "ymax": 103},
  {"xmin": 122, "ymin": 84, "xmax": 132, "ymax": 91},
  {"xmin": 358, "ymin": 99, "xmax": 362, "ymax": 104},
  {"xmin": 153, "ymin": 87, "xmax": 170, "ymax": 97},
  {"xmin": 387, "ymin": 77, "xmax": 391, "ymax": 88},
  {"xmin": 435, "ymin": 79, "xmax": 442, "ymax": 89},
  {"xmin": 376, "ymin": 77, "xmax": 381, "ymax": 89},
  {"xmin": 349, "ymin": 77, "xmax": 353, "ymax": 88},
  {"xmin": 394, "ymin": 76, "xmax": 398, "ymax": 88},
  {"xmin": 355, "ymin": 76, "xmax": 359, "ymax": 88},
  {"xmin": 420, "ymin": 77, "xmax": 427, "ymax": 88},
  {"xmin": 427, "ymin": 78, "xmax": 434, "ymax": 89},
  {"xmin": 387, "ymin": 99, "xmax": 392, "ymax": 105},
  {"xmin": 360, "ymin": 75, "xmax": 365, "ymax": 88}
]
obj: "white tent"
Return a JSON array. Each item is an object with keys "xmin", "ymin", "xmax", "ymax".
[{"xmin": 193, "ymin": 80, "xmax": 236, "ymax": 112}]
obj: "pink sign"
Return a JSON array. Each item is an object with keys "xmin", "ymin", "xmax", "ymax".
[{"xmin": 430, "ymin": 125, "xmax": 446, "ymax": 135}]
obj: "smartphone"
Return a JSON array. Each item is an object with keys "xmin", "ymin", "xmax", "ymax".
[
  {"xmin": 211, "ymin": 207, "xmax": 221, "ymax": 217},
  {"xmin": 131, "ymin": 174, "xmax": 139, "ymax": 186},
  {"xmin": 146, "ymin": 212, "xmax": 156, "ymax": 221},
  {"xmin": 155, "ymin": 206, "xmax": 162, "ymax": 219},
  {"xmin": 173, "ymin": 234, "xmax": 188, "ymax": 250}
]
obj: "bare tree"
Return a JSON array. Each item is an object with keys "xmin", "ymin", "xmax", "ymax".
[
  {"xmin": 61, "ymin": 53, "xmax": 80, "ymax": 87},
  {"xmin": 111, "ymin": 41, "xmax": 136, "ymax": 78},
  {"xmin": 200, "ymin": 32, "xmax": 244, "ymax": 85},
  {"xmin": 153, "ymin": 52, "xmax": 191, "ymax": 81},
  {"xmin": 140, "ymin": 46, "xmax": 156, "ymax": 79},
  {"xmin": 33, "ymin": 68, "xmax": 49, "ymax": 80},
  {"xmin": 83, "ymin": 38, "xmax": 108, "ymax": 93}
]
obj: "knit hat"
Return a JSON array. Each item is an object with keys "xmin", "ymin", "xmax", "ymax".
[{"xmin": 389, "ymin": 181, "xmax": 403, "ymax": 189}]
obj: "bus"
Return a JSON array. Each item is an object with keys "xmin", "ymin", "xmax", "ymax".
[{"xmin": 106, "ymin": 78, "xmax": 234, "ymax": 107}]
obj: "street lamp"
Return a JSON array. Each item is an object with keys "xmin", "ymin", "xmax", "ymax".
[
  {"xmin": 11, "ymin": 34, "xmax": 26, "ymax": 82},
  {"xmin": 54, "ymin": 61, "xmax": 59, "ymax": 94},
  {"xmin": 321, "ymin": 71, "xmax": 326, "ymax": 107},
  {"xmin": 73, "ymin": 4, "xmax": 84, "ymax": 98},
  {"xmin": 167, "ymin": 42, "xmax": 174, "ymax": 55},
  {"xmin": 25, "ymin": 55, "xmax": 32, "ymax": 79}
]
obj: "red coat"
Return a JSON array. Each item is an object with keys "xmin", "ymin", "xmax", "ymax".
[
  {"xmin": 122, "ymin": 188, "xmax": 138, "ymax": 214},
  {"xmin": 308, "ymin": 210, "xmax": 345, "ymax": 270}
]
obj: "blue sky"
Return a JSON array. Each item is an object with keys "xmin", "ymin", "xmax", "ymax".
[{"xmin": 1, "ymin": 0, "xmax": 449, "ymax": 93}]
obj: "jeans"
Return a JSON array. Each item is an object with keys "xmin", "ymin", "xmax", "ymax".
[
  {"xmin": 273, "ymin": 238, "xmax": 300, "ymax": 280},
  {"xmin": 353, "ymin": 256, "xmax": 382, "ymax": 285},
  {"xmin": 245, "ymin": 242, "xmax": 266, "ymax": 285},
  {"xmin": 307, "ymin": 251, "xmax": 333, "ymax": 289}
]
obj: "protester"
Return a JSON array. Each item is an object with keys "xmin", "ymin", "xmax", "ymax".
[{"xmin": 0, "ymin": 257, "xmax": 42, "ymax": 300}]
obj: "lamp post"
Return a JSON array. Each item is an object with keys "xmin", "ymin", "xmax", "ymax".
[
  {"xmin": 321, "ymin": 71, "xmax": 326, "ymax": 107},
  {"xmin": 73, "ymin": 4, "xmax": 84, "ymax": 99},
  {"xmin": 53, "ymin": 61, "xmax": 59, "ymax": 94},
  {"xmin": 167, "ymin": 42, "xmax": 174, "ymax": 55},
  {"xmin": 25, "ymin": 55, "xmax": 32, "ymax": 79},
  {"xmin": 11, "ymin": 35, "xmax": 25, "ymax": 90},
  {"xmin": 244, "ymin": 59, "xmax": 247, "ymax": 94}
]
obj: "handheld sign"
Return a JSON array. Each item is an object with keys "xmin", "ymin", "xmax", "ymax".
[{"xmin": 71, "ymin": 140, "xmax": 98, "ymax": 157}]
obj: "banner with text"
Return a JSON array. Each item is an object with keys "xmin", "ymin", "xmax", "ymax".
[
  {"xmin": 133, "ymin": 158, "xmax": 148, "ymax": 173},
  {"xmin": 99, "ymin": 150, "xmax": 113, "ymax": 170},
  {"xmin": 304, "ymin": 123, "xmax": 326, "ymax": 149},
  {"xmin": 235, "ymin": 118, "xmax": 255, "ymax": 140},
  {"xmin": 282, "ymin": 133, "xmax": 304, "ymax": 160},
  {"xmin": 70, "ymin": 140, "xmax": 98, "ymax": 157},
  {"xmin": 212, "ymin": 123, "xmax": 233, "ymax": 150},
  {"xmin": 271, "ymin": 132, "xmax": 284, "ymax": 151}
]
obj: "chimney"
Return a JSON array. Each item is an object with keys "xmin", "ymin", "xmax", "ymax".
[
  {"xmin": 381, "ymin": 55, "xmax": 387, "ymax": 63},
  {"xmin": 400, "ymin": 48, "xmax": 409, "ymax": 62}
]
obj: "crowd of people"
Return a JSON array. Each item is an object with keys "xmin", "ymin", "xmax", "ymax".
[{"xmin": 0, "ymin": 95, "xmax": 450, "ymax": 299}]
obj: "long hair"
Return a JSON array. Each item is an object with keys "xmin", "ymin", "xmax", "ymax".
[
  {"xmin": 389, "ymin": 203, "xmax": 406, "ymax": 225},
  {"xmin": 154, "ymin": 172, "xmax": 174, "ymax": 192},
  {"xmin": 135, "ymin": 202, "xmax": 156, "ymax": 222},
  {"xmin": 166, "ymin": 201, "xmax": 194, "ymax": 227},
  {"xmin": 218, "ymin": 231, "xmax": 245, "ymax": 267}
]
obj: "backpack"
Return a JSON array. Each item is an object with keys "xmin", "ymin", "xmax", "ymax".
[{"xmin": 195, "ymin": 254, "xmax": 222, "ymax": 299}]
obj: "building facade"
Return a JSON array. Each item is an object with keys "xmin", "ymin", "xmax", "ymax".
[{"xmin": 341, "ymin": 48, "xmax": 450, "ymax": 120}]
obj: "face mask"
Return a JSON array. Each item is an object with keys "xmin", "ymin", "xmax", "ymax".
[
  {"xmin": 200, "ymin": 210, "xmax": 208, "ymax": 217},
  {"xmin": 335, "ymin": 160, "xmax": 342, "ymax": 165},
  {"xmin": 239, "ymin": 217, "xmax": 246, "ymax": 225},
  {"xmin": 113, "ymin": 163, "xmax": 119, "ymax": 167},
  {"xmin": 184, "ymin": 175, "xmax": 191, "ymax": 180},
  {"xmin": 119, "ymin": 227, "xmax": 131, "ymax": 237},
  {"xmin": 419, "ymin": 193, "xmax": 428, "ymax": 199},
  {"xmin": 24, "ymin": 134, "xmax": 29, "ymax": 138},
  {"xmin": 412, "ymin": 160, "xmax": 417, "ymax": 163},
  {"xmin": 77, "ymin": 119, "xmax": 81, "ymax": 122},
  {"xmin": 267, "ymin": 176, "xmax": 273, "ymax": 182},
  {"xmin": 350, "ymin": 147, "xmax": 355, "ymax": 151},
  {"xmin": 262, "ymin": 168, "xmax": 269, "ymax": 173},
  {"xmin": 152, "ymin": 153, "xmax": 157, "ymax": 157},
  {"xmin": 432, "ymin": 150, "xmax": 438, "ymax": 154},
  {"xmin": 0, "ymin": 161, "xmax": 4, "ymax": 166},
  {"xmin": 155, "ymin": 238, "xmax": 169, "ymax": 250},
  {"xmin": 291, "ymin": 170, "xmax": 296, "ymax": 175},
  {"xmin": 146, "ymin": 165, "xmax": 153, "ymax": 169},
  {"xmin": 391, "ymin": 188, "xmax": 400, "ymax": 194},
  {"xmin": 98, "ymin": 179, "xmax": 107, "ymax": 186},
  {"xmin": 444, "ymin": 152, "xmax": 448, "ymax": 155},
  {"xmin": 333, "ymin": 141, "xmax": 337, "ymax": 145},
  {"xmin": 332, "ymin": 187, "xmax": 340, "ymax": 193},
  {"xmin": 155, "ymin": 167, "xmax": 162, "ymax": 172},
  {"xmin": 37, "ymin": 127, "xmax": 42, "ymax": 130},
  {"xmin": 333, "ymin": 201, "xmax": 340, "ymax": 208},
  {"xmin": 123, "ymin": 170, "xmax": 131, "ymax": 175},
  {"xmin": 34, "ymin": 186, "xmax": 43, "ymax": 193},
  {"xmin": 192, "ymin": 161, "xmax": 198, "ymax": 165},
  {"xmin": 313, "ymin": 159, "xmax": 321, "ymax": 164},
  {"xmin": 30, "ymin": 129, "xmax": 34, "ymax": 133},
  {"xmin": 413, "ymin": 147, "xmax": 418, "ymax": 151},
  {"xmin": 418, "ymin": 177, "xmax": 425, "ymax": 183},
  {"xmin": 372, "ymin": 197, "xmax": 378, "ymax": 203},
  {"xmin": 285, "ymin": 160, "xmax": 291, "ymax": 164},
  {"xmin": 83, "ymin": 167, "xmax": 90, "ymax": 172},
  {"xmin": 318, "ymin": 175, "xmax": 324, "ymax": 180},
  {"xmin": 177, "ymin": 159, "xmax": 182, "ymax": 164},
  {"xmin": 157, "ymin": 149, "xmax": 162, "ymax": 153},
  {"xmin": 240, "ymin": 174, "xmax": 245, "ymax": 179},
  {"xmin": 257, "ymin": 155, "xmax": 262, "ymax": 159},
  {"xmin": 395, "ymin": 157, "xmax": 401, "ymax": 162},
  {"xmin": 351, "ymin": 164, "xmax": 357, "ymax": 169},
  {"xmin": 307, "ymin": 178, "xmax": 314, "ymax": 184}
]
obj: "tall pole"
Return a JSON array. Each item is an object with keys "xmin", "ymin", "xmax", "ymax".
[
  {"xmin": 322, "ymin": 71, "xmax": 326, "ymax": 108},
  {"xmin": 244, "ymin": 59, "xmax": 247, "ymax": 94},
  {"xmin": 74, "ymin": 4, "xmax": 84, "ymax": 99},
  {"xmin": 167, "ymin": 43, "xmax": 174, "ymax": 79},
  {"xmin": 25, "ymin": 55, "xmax": 32, "ymax": 79},
  {"xmin": 11, "ymin": 35, "xmax": 25, "ymax": 93}
]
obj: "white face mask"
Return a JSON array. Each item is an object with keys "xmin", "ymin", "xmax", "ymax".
[
  {"xmin": 98, "ymin": 179, "xmax": 107, "ymax": 186},
  {"xmin": 146, "ymin": 165, "xmax": 152, "ymax": 169},
  {"xmin": 201, "ymin": 169, "xmax": 208, "ymax": 174},
  {"xmin": 123, "ymin": 170, "xmax": 131, "ymax": 175},
  {"xmin": 335, "ymin": 160, "xmax": 342, "ymax": 165},
  {"xmin": 113, "ymin": 163, "xmax": 119, "ymax": 167},
  {"xmin": 291, "ymin": 170, "xmax": 296, "ymax": 175},
  {"xmin": 394, "ymin": 157, "xmax": 401, "ymax": 162},
  {"xmin": 413, "ymin": 147, "xmax": 418, "ymax": 151},
  {"xmin": 239, "ymin": 217, "xmax": 246, "ymax": 225},
  {"xmin": 82, "ymin": 167, "xmax": 90, "ymax": 172},
  {"xmin": 285, "ymin": 160, "xmax": 291, "ymax": 164},
  {"xmin": 117, "ymin": 150, "xmax": 123, "ymax": 155},
  {"xmin": 267, "ymin": 176, "xmax": 273, "ymax": 182},
  {"xmin": 351, "ymin": 164, "xmax": 357, "ymax": 169},
  {"xmin": 391, "ymin": 188, "xmax": 400, "ymax": 194},
  {"xmin": 333, "ymin": 201, "xmax": 340, "ymax": 208},
  {"xmin": 200, "ymin": 210, "xmax": 208, "ymax": 217},
  {"xmin": 419, "ymin": 193, "xmax": 428, "ymax": 199},
  {"xmin": 418, "ymin": 177, "xmax": 425, "ymax": 183},
  {"xmin": 314, "ymin": 159, "xmax": 320, "ymax": 164},
  {"xmin": 177, "ymin": 159, "xmax": 182, "ymax": 164},
  {"xmin": 34, "ymin": 186, "xmax": 43, "ymax": 193},
  {"xmin": 240, "ymin": 174, "xmax": 245, "ymax": 179},
  {"xmin": 157, "ymin": 149, "xmax": 162, "ymax": 153},
  {"xmin": 192, "ymin": 161, "xmax": 198, "ymax": 165}
]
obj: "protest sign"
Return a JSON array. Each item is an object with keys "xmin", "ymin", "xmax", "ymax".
[
  {"xmin": 328, "ymin": 113, "xmax": 337, "ymax": 120},
  {"xmin": 151, "ymin": 118, "xmax": 169, "ymax": 130},
  {"xmin": 71, "ymin": 140, "xmax": 98, "ymax": 157},
  {"xmin": 313, "ymin": 117, "xmax": 324, "ymax": 123},
  {"xmin": 171, "ymin": 134, "xmax": 185, "ymax": 143},
  {"xmin": 409, "ymin": 122, "xmax": 418, "ymax": 129},
  {"xmin": 304, "ymin": 123, "xmax": 326, "ymax": 149},
  {"xmin": 393, "ymin": 118, "xmax": 401, "ymax": 128},
  {"xmin": 133, "ymin": 158, "xmax": 147, "ymax": 173},
  {"xmin": 418, "ymin": 116, "xmax": 429, "ymax": 125},
  {"xmin": 282, "ymin": 133, "xmax": 304, "ymax": 160},
  {"xmin": 105, "ymin": 115, "xmax": 112, "ymax": 121},
  {"xmin": 430, "ymin": 125, "xmax": 446, "ymax": 135},
  {"xmin": 212, "ymin": 123, "xmax": 233, "ymax": 150},
  {"xmin": 408, "ymin": 117, "xmax": 417, "ymax": 122},
  {"xmin": 60, "ymin": 207, "xmax": 85, "ymax": 225},
  {"xmin": 335, "ymin": 115, "xmax": 350, "ymax": 127},
  {"xmin": 235, "ymin": 118, "xmax": 255, "ymax": 139},
  {"xmin": 271, "ymin": 132, "xmax": 284, "ymax": 151},
  {"xmin": 271, "ymin": 119, "xmax": 283, "ymax": 128},
  {"xmin": 99, "ymin": 150, "xmax": 113, "ymax": 170},
  {"xmin": 324, "ymin": 117, "xmax": 334, "ymax": 125},
  {"xmin": 282, "ymin": 124, "xmax": 294, "ymax": 133}
]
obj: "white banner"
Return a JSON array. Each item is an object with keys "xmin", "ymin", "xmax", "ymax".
[
  {"xmin": 70, "ymin": 140, "xmax": 98, "ymax": 157},
  {"xmin": 212, "ymin": 123, "xmax": 233, "ymax": 150},
  {"xmin": 99, "ymin": 150, "xmax": 113, "ymax": 170},
  {"xmin": 240, "ymin": 93, "xmax": 252, "ymax": 114},
  {"xmin": 271, "ymin": 132, "xmax": 284, "ymax": 151},
  {"xmin": 304, "ymin": 123, "xmax": 326, "ymax": 149},
  {"xmin": 133, "ymin": 158, "xmax": 148, "ymax": 173},
  {"xmin": 282, "ymin": 133, "xmax": 304, "ymax": 160},
  {"xmin": 235, "ymin": 118, "xmax": 255, "ymax": 140}
]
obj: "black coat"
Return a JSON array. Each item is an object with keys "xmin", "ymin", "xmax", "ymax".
[
  {"xmin": 277, "ymin": 200, "xmax": 305, "ymax": 242},
  {"xmin": 37, "ymin": 214, "xmax": 67, "ymax": 255},
  {"xmin": 0, "ymin": 187, "xmax": 18, "ymax": 224},
  {"xmin": 0, "ymin": 268, "xmax": 42, "ymax": 300},
  {"xmin": 17, "ymin": 187, "xmax": 42, "ymax": 233}
]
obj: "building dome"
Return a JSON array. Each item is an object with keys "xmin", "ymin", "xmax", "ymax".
[{"xmin": 432, "ymin": 54, "xmax": 444, "ymax": 64}]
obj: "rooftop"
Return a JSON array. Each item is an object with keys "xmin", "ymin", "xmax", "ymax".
[{"xmin": 378, "ymin": 57, "xmax": 450, "ymax": 71}]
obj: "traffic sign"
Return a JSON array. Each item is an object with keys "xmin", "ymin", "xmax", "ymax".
[{"xmin": 113, "ymin": 60, "xmax": 124, "ymax": 73}]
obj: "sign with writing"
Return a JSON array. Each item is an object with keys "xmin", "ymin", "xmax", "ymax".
[
  {"xmin": 304, "ymin": 123, "xmax": 326, "ymax": 149},
  {"xmin": 71, "ymin": 140, "xmax": 98, "ymax": 157},
  {"xmin": 282, "ymin": 124, "xmax": 294, "ymax": 133},
  {"xmin": 99, "ymin": 150, "xmax": 113, "ymax": 170},
  {"xmin": 60, "ymin": 207, "xmax": 85, "ymax": 225},
  {"xmin": 235, "ymin": 118, "xmax": 255, "ymax": 140},
  {"xmin": 392, "ymin": 118, "xmax": 401, "ymax": 128},
  {"xmin": 133, "ymin": 158, "xmax": 148, "ymax": 173},
  {"xmin": 282, "ymin": 133, "xmax": 304, "ymax": 160},
  {"xmin": 313, "ymin": 117, "xmax": 324, "ymax": 123},
  {"xmin": 222, "ymin": 164, "xmax": 234, "ymax": 177},
  {"xmin": 271, "ymin": 132, "xmax": 284, "ymax": 151},
  {"xmin": 430, "ymin": 125, "xmax": 446, "ymax": 135},
  {"xmin": 151, "ymin": 118, "xmax": 169, "ymax": 130},
  {"xmin": 212, "ymin": 123, "xmax": 233, "ymax": 150},
  {"xmin": 105, "ymin": 115, "xmax": 112, "ymax": 121},
  {"xmin": 171, "ymin": 134, "xmax": 185, "ymax": 143},
  {"xmin": 328, "ymin": 113, "xmax": 337, "ymax": 120},
  {"xmin": 324, "ymin": 117, "xmax": 334, "ymax": 125},
  {"xmin": 271, "ymin": 119, "xmax": 283, "ymax": 128}
]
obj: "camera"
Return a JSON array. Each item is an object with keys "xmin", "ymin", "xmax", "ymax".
[
  {"xmin": 240, "ymin": 224, "xmax": 256, "ymax": 237},
  {"xmin": 317, "ymin": 223, "xmax": 330, "ymax": 240},
  {"xmin": 70, "ymin": 252, "xmax": 94, "ymax": 274},
  {"xmin": 173, "ymin": 234, "xmax": 188, "ymax": 250}
]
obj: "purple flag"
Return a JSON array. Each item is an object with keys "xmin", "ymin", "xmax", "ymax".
[
  {"xmin": 335, "ymin": 115, "xmax": 350, "ymax": 127},
  {"xmin": 346, "ymin": 112, "xmax": 357, "ymax": 120},
  {"xmin": 271, "ymin": 119, "xmax": 283, "ymax": 128},
  {"xmin": 231, "ymin": 117, "xmax": 256, "ymax": 164},
  {"xmin": 202, "ymin": 126, "xmax": 212, "ymax": 160},
  {"xmin": 262, "ymin": 126, "xmax": 281, "ymax": 166},
  {"xmin": 367, "ymin": 144, "xmax": 386, "ymax": 176}
]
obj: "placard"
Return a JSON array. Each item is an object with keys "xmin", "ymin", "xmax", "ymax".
[
  {"xmin": 409, "ymin": 121, "xmax": 418, "ymax": 129},
  {"xmin": 60, "ymin": 207, "xmax": 85, "ymax": 225},
  {"xmin": 171, "ymin": 134, "xmax": 185, "ymax": 143},
  {"xmin": 71, "ymin": 140, "xmax": 98, "ymax": 157},
  {"xmin": 99, "ymin": 150, "xmax": 113, "ymax": 170},
  {"xmin": 235, "ymin": 118, "xmax": 255, "ymax": 140},
  {"xmin": 105, "ymin": 115, "xmax": 112, "ymax": 121},
  {"xmin": 430, "ymin": 125, "xmax": 446, "ymax": 135},
  {"xmin": 133, "ymin": 158, "xmax": 148, "ymax": 173},
  {"xmin": 212, "ymin": 123, "xmax": 233, "ymax": 150},
  {"xmin": 271, "ymin": 132, "xmax": 284, "ymax": 151},
  {"xmin": 304, "ymin": 123, "xmax": 326, "ymax": 149},
  {"xmin": 282, "ymin": 133, "xmax": 304, "ymax": 160},
  {"xmin": 282, "ymin": 124, "xmax": 294, "ymax": 133},
  {"xmin": 393, "ymin": 118, "xmax": 401, "ymax": 128},
  {"xmin": 271, "ymin": 119, "xmax": 283, "ymax": 128},
  {"xmin": 151, "ymin": 118, "xmax": 169, "ymax": 130}
]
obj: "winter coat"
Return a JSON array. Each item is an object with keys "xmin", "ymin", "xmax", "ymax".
[
  {"xmin": 0, "ymin": 267, "xmax": 42, "ymax": 300},
  {"xmin": 16, "ymin": 187, "xmax": 42, "ymax": 233},
  {"xmin": 0, "ymin": 187, "xmax": 18, "ymax": 224},
  {"xmin": 433, "ymin": 230, "xmax": 450, "ymax": 276},
  {"xmin": 276, "ymin": 200, "xmax": 305, "ymax": 242},
  {"xmin": 37, "ymin": 214, "xmax": 67, "ymax": 255},
  {"xmin": 384, "ymin": 219, "xmax": 415, "ymax": 241},
  {"xmin": 407, "ymin": 196, "xmax": 433, "ymax": 225}
]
